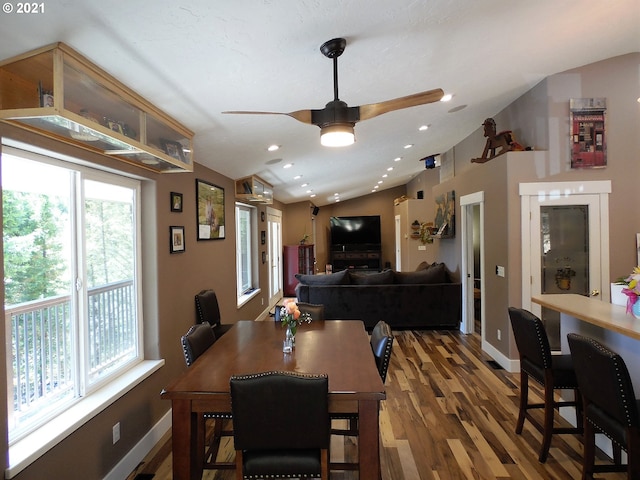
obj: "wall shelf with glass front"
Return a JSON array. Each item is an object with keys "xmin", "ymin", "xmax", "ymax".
[
  {"xmin": 235, "ymin": 175, "xmax": 273, "ymax": 204},
  {"xmin": 0, "ymin": 42, "xmax": 193, "ymax": 173}
]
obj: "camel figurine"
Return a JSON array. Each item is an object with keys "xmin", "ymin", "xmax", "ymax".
[{"xmin": 471, "ymin": 118, "xmax": 523, "ymax": 163}]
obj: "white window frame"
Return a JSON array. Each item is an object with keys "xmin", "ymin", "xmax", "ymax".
[
  {"xmin": 235, "ymin": 202, "xmax": 260, "ymax": 306},
  {"xmin": 2, "ymin": 143, "xmax": 163, "ymax": 479}
]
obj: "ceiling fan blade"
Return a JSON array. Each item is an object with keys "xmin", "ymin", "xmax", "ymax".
[
  {"xmin": 222, "ymin": 109, "xmax": 313, "ymax": 125},
  {"xmin": 358, "ymin": 88, "xmax": 445, "ymax": 121}
]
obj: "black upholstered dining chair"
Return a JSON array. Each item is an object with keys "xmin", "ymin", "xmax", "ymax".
[
  {"xmin": 274, "ymin": 301, "xmax": 325, "ymax": 321},
  {"xmin": 567, "ymin": 333, "xmax": 640, "ymax": 479},
  {"xmin": 508, "ymin": 307, "xmax": 583, "ymax": 463},
  {"xmin": 230, "ymin": 371, "xmax": 330, "ymax": 480},
  {"xmin": 195, "ymin": 289, "xmax": 233, "ymax": 338},
  {"xmin": 181, "ymin": 322, "xmax": 234, "ymax": 470}
]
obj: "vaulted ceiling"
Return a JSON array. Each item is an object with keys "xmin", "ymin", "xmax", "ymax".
[{"xmin": 1, "ymin": 0, "xmax": 638, "ymax": 205}]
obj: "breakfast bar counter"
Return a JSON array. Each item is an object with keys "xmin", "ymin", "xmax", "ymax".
[{"xmin": 531, "ymin": 293, "xmax": 640, "ymax": 391}]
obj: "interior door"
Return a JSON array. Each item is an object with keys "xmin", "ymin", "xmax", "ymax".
[
  {"xmin": 521, "ymin": 182, "xmax": 610, "ymax": 350},
  {"xmin": 267, "ymin": 207, "xmax": 283, "ymax": 308}
]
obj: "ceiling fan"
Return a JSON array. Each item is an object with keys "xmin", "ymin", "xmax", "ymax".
[{"xmin": 223, "ymin": 38, "xmax": 444, "ymax": 147}]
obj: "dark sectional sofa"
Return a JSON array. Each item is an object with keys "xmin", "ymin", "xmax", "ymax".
[{"xmin": 295, "ymin": 262, "xmax": 461, "ymax": 330}]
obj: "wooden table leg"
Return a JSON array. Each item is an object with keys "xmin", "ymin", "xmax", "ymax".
[
  {"xmin": 358, "ymin": 399, "xmax": 382, "ymax": 480},
  {"xmin": 171, "ymin": 399, "xmax": 203, "ymax": 480}
]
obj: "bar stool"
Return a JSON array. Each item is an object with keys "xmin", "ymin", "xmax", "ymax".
[
  {"xmin": 567, "ymin": 333, "xmax": 640, "ymax": 479},
  {"xmin": 508, "ymin": 307, "xmax": 583, "ymax": 462}
]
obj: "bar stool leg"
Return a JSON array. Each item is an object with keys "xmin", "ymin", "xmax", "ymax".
[
  {"xmin": 582, "ymin": 419, "xmax": 595, "ymax": 480},
  {"xmin": 516, "ymin": 370, "xmax": 528, "ymax": 434},
  {"xmin": 539, "ymin": 373, "xmax": 555, "ymax": 463}
]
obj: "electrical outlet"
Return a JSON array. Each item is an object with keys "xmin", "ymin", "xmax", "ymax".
[
  {"xmin": 112, "ymin": 422, "xmax": 120, "ymax": 444},
  {"xmin": 497, "ymin": 329, "xmax": 502, "ymax": 341}
]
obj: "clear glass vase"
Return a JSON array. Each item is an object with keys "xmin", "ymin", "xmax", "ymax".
[{"xmin": 283, "ymin": 324, "xmax": 294, "ymax": 353}]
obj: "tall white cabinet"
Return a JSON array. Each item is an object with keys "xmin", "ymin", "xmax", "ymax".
[{"xmin": 394, "ymin": 199, "xmax": 433, "ymax": 271}]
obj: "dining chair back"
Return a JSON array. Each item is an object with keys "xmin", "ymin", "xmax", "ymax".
[
  {"xmin": 230, "ymin": 371, "xmax": 329, "ymax": 479},
  {"xmin": 180, "ymin": 321, "xmax": 234, "ymax": 470},
  {"xmin": 195, "ymin": 289, "xmax": 233, "ymax": 337},
  {"xmin": 274, "ymin": 302, "xmax": 325, "ymax": 322},
  {"xmin": 567, "ymin": 333, "xmax": 640, "ymax": 479},
  {"xmin": 370, "ymin": 320, "xmax": 394, "ymax": 383},
  {"xmin": 181, "ymin": 322, "xmax": 215, "ymax": 366},
  {"xmin": 508, "ymin": 307, "xmax": 582, "ymax": 463}
]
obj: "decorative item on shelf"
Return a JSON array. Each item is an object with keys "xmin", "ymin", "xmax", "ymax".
[
  {"xmin": 411, "ymin": 220, "xmax": 420, "ymax": 231},
  {"xmin": 300, "ymin": 233, "xmax": 310, "ymax": 245},
  {"xmin": 279, "ymin": 299, "xmax": 312, "ymax": 352},
  {"xmin": 616, "ymin": 266, "xmax": 640, "ymax": 318},
  {"xmin": 419, "ymin": 222, "xmax": 435, "ymax": 245},
  {"xmin": 471, "ymin": 117, "xmax": 525, "ymax": 163}
]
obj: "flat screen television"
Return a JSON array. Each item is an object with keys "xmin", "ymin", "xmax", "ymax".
[{"xmin": 330, "ymin": 215, "xmax": 381, "ymax": 248}]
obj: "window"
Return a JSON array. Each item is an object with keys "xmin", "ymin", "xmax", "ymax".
[
  {"xmin": 235, "ymin": 202, "xmax": 259, "ymax": 305},
  {"xmin": 3, "ymin": 147, "xmax": 143, "ymax": 443}
]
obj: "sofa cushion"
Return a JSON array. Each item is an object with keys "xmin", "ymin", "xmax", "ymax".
[
  {"xmin": 295, "ymin": 269, "xmax": 350, "ymax": 285},
  {"xmin": 349, "ymin": 269, "xmax": 395, "ymax": 285},
  {"xmin": 394, "ymin": 263, "xmax": 447, "ymax": 284}
]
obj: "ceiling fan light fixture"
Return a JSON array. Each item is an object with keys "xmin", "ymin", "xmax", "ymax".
[{"xmin": 320, "ymin": 123, "xmax": 355, "ymax": 147}]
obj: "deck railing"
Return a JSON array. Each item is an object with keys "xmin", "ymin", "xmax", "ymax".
[{"xmin": 5, "ymin": 280, "xmax": 135, "ymax": 426}]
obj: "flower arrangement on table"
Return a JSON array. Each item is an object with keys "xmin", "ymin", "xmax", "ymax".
[
  {"xmin": 616, "ymin": 266, "xmax": 640, "ymax": 316},
  {"xmin": 279, "ymin": 299, "xmax": 312, "ymax": 337}
]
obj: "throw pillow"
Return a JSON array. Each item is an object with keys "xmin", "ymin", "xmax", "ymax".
[
  {"xmin": 295, "ymin": 269, "xmax": 350, "ymax": 285},
  {"xmin": 349, "ymin": 269, "xmax": 395, "ymax": 285},
  {"xmin": 394, "ymin": 263, "xmax": 447, "ymax": 284}
]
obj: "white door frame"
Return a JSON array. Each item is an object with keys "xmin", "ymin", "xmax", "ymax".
[
  {"xmin": 460, "ymin": 191, "xmax": 485, "ymax": 336},
  {"xmin": 267, "ymin": 206, "xmax": 283, "ymax": 308},
  {"xmin": 394, "ymin": 215, "xmax": 402, "ymax": 271},
  {"xmin": 520, "ymin": 181, "xmax": 611, "ymax": 313}
]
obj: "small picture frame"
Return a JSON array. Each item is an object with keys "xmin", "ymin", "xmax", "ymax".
[
  {"xmin": 170, "ymin": 192, "xmax": 183, "ymax": 212},
  {"xmin": 161, "ymin": 138, "xmax": 185, "ymax": 162},
  {"xmin": 170, "ymin": 226, "xmax": 185, "ymax": 253}
]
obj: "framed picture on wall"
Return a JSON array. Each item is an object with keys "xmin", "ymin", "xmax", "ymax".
[
  {"xmin": 170, "ymin": 192, "xmax": 183, "ymax": 212},
  {"xmin": 570, "ymin": 98, "xmax": 607, "ymax": 169},
  {"xmin": 170, "ymin": 226, "xmax": 185, "ymax": 253},
  {"xmin": 196, "ymin": 179, "xmax": 225, "ymax": 240}
]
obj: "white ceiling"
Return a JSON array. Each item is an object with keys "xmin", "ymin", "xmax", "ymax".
[{"xmin": 1, "ymin": 0, "xmax": 638, "ymax": 205}]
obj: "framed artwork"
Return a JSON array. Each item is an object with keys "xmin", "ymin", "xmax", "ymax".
[
  {"xmin": 170, "ymin": 226, "xmax": 185, "ymax": 253},
  {"xmin": 170, "ymin": 192, "xmax": 183, "ymax": 212},
  {"xmin": 196, "ymin": 179, "xmax": 225, "ymax": 240},
  {"xmin": 434, "ymin": 190, "xmax": 455, "ymax": 238},
  {"xmin": 161, "ymin": 138, "xmax": 185, "ymax": 162},
  {"xmin": 570, "ymin": 98, "xmax": 607, "ymax": 169}
]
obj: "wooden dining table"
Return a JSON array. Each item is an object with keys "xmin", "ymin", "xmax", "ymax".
[{"xmin": 161, "ymin": 319, "xmax": 386, "ymax": 480}]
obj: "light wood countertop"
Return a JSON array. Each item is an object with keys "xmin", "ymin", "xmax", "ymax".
[{"xmin": 532, "ymin": 293, "xmax": 640, "ymax": 341}]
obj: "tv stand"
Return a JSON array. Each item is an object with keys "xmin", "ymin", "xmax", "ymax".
[{"xmin": 331, "ymin": 245, "xmax": 381, "ymax": 272}]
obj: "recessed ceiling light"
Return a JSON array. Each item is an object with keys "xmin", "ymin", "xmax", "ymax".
[
  {"xmin": 418, "ymin": 125, "xmax": 429, "ymax": 131},
  {"xmin": 377, "ymin": 180, "xmax": 383, "ymax": 184},
  {"xmin": 306, "ymin": 189, "xmax": 313, "ymax": 193},
  {"xmin": 394, "ymin": 157, "xmax": 402, "ymax": 162},
  {"xmin": 374, "ymin": 185, "xmax": 379, "ymax": 189},
  {"xmin": 334, "ymin": 193, "xmax": 339, "ymax": 197},
  {"xmin": 283, "ymin": 163, "xmax": 293, "ymax": 169},
  {"xmin": 301, "ymin": 183, "xmax": 309, "ymax": 187},
  {"xmin": 440, "ymin": 93, "xmax": 453, "ymax": 102},
  {"xmin": 293, "ymin": 174, "xmax": 302, "ymax": 180},
  {"xmin": 387, "ymin": 167, "xmax": 393, "ymax": 171},
  {"xmin": 382, "ymin": 174, "xmax": 388, "ymax": 178},
  {"xmin": 404, "ymin": 144, "xmax": 413, "ymax": 149},
  {"xmin": 267, "ymin": 144, "xmax": 280, "ymax": 152},
  {"xmin": 310, "ymin": 194, "xmax": 316, "ymax": 198}
]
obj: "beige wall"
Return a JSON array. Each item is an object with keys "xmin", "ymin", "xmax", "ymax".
[
  {"xmin": 1, "ymin": 52, "xmax": 638, "ymax": 479},
  {"xmin": 282, "ymin": 186, "xmax": 406, "ymax": 272},
  {"xmin": 407, "ymin": 52, "xmax": 640, "ymax": 362}
]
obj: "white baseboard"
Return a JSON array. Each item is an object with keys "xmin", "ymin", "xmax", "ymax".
[
  {"xmin": 103, "ymin": 409, "xmax": 172, "ymax": 480},
  {"xmin": 482, "ymin": 339, "xmax": 519, "ymax": 373}
]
